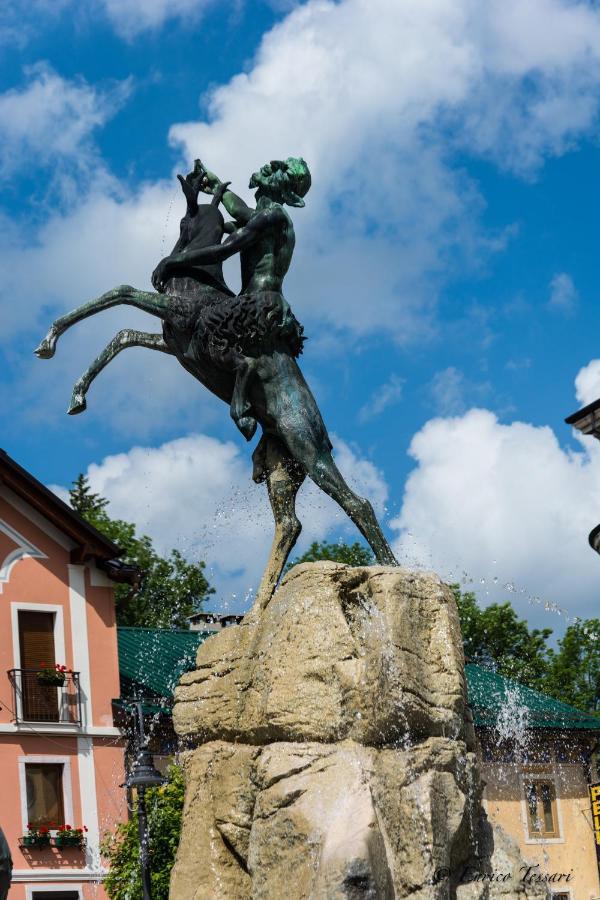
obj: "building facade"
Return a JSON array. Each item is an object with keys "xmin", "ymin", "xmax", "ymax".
[
  {"xmin": 0, "ymin": 451, "xmax": 134, "ymax": 900},
  {"xmin": 119, "ymin": 629, "xmax": 600, "ymax": 900},
  {"xmin": 468, "ymin": 663, "xmax": 600, "ymax": 900}
]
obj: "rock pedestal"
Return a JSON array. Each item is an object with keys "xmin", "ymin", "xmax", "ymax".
[{"xmin": 170, "ymin": 563, "xmax": 545, "ymax": 899}]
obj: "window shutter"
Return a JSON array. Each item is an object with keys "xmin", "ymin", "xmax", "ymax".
[
  {"xmin": 18, "ymin": 612, "xmax": 59, "ymax": 720},
  {"xmin": 18, "ymin": 611, "xmax": 56, "ymax": 670}
]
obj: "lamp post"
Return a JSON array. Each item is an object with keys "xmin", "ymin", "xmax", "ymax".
[
  {"xmin": 565, "ymin": 397, "xmax": 600, "ymax": 555},
  {"xmin": 125, "ymin": 700, "xmax": 165, "ymax": 900}
]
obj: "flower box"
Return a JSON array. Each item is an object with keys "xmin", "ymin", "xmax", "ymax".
[
  {"xmin": 54, "ymin": 825, "xmax": 87, "ymax": 849},
  {"xmin": 21, "ymin": 833, "xmax": 50, "ymax": 848},
  {"xmin": 36, "ymin": 671, "xmax": 65, "ymax": 686},
  {"xmin": 36, "ymin": 663, "xmax": 71, "ymax": 686},
  {"xmin": 54, "ymin": 834, "xmax": 84, "ymax": 849}
]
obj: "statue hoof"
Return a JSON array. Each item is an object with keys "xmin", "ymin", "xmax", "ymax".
[
  {"xmin": 68, "ymin": 392, "xmax": 87, "ymax": 415},
  {"xmin": 34, "ymin": 334, "xmax": 56, "ymax": 359},
  {"xmin": 237, "ymin": 415, "xmax": 257, "ymax": 441}
]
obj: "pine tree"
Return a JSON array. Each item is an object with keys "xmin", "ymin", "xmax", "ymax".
[
  {"xmin": 68, "ymin": 474, "xmax": 213, "ymax": 629},
  {"xmin": 69, "ymin": 474, "xmax": 109, "ymax": 519}
]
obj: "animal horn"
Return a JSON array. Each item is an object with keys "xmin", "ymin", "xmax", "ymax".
[{"xmin": 177, "ymin": 174, "xmax": 199, "ymax": 214}]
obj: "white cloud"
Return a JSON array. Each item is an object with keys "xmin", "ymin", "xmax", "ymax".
[
  {"xmin": 2, "ymin": 180, "xmax": 175, "ymax": 336},
  {"xmin": 61, "ymin": 432, "xmax": 388, "ymax": 610},
  {"xmin": 1, "ymin": 0, "xmax": 219, "ymax": 43},
  {"xmin": 429, "ymin": 366, "xmax": 491, "ymax": 416},
  {"xmin": 548, "ymin": 271, "xmax": 578, "ymax": 312},
  {"xmin": 4, "ymin": 0, "xmax": 600, "ymax": 439},
  {"xmin": 574, "ymin": 359, "xmax": 600, "ymax": 408},
  {"xmin": 98, "ymin": 0, "xmax": 218, "ymax": 38},
  {"xmin": 430, "ymin": 367, "xmax": 468, "ymax": 417},
  {"xmin": 391, "ymin": 389, "xmax": 600, "ymax": 625},
  {"xmin": 358, "ymin": 374, "xmax": 404, "ymax": 423},
  {"xmin": 0, "ymin": 64, "xmax": 131, "ymax": 186},
  {"xmin": 0, "ymin": 1, "xmax": 71, "ymax": 48},
  {"xmin": 165, "ymin": 0, "xmax": 600, "ymax": 340},
  {"xmin": 0, "ymin": 177, "xmax": 207, "ymax": 435}
]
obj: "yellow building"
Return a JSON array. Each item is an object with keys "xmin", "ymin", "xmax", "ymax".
[
  {"xmin": 467, "ymin": 663, "xmax": 600, "ymax": 900},
  {"xmin": 117, "ymin": 629, "xmax": 600, "ymax": 898}
]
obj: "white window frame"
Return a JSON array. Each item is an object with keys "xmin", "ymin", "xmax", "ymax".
[
  {"xmin": 26, "ymin": 886, "xmax": 83, "ymax": 900},
  {"xmin": 11, "ymin": 603, "xmax": 66, "ymax": 723},
  {"xmin": 18, "ymin": 755, "xmax": 74, "ymax": 833},
  {"xmin": 519, "ymin": 771, "xmax": 565, "ymax": 845}
]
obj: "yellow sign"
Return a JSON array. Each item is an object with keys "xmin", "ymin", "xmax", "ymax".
[{"xmin": 590, "ymin": 783, "xmax": 600, "ymax": 847}]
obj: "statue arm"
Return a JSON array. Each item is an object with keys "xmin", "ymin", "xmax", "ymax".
[
  {"xmin": 180, "ymin": 215, "xmax": 262, "ymax": 262},
  {"xmin": 199, "ymin": 165, "xmax": 254, "ymax": 224},
  {"xmin": 220, "ymin": 189, "xmax": 254, "ymax": 225},
  {"xmin": 151, "ymin": 210, "xmax": 279, "ymax": 291}
]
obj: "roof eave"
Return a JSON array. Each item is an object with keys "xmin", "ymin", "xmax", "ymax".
[{"xmin": 0, "ymin": 448, "xmax": 140, "ymax": 585}]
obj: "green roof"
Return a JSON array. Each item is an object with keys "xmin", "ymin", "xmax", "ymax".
[
  {"xmin": 116, "ymin": 627, "xmax": 600, "ymax": 732},
  {"xmin": 117, "ymin": 626, "xmax": 210, "ymax": 702},
  {"xmin": 466, "ymin": 662, "xmax": 600, "ymax": 730}
]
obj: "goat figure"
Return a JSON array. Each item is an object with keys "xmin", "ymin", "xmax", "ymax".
[{"xmin": 36, "ymin": 158, "xmax": 397, "ymax": 608}]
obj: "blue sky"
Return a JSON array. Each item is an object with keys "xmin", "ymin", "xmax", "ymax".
[{"xmin": 2, "ymin": 0, "xmax": 600, "ymax": 630}]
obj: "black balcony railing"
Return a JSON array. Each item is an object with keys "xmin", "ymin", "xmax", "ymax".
[{"xmin": 8, "ymin": 669, "xmax": 82, "ymax": 725}]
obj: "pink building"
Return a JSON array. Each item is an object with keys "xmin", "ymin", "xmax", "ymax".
[{"xmin": 0, "ymin": 450, "xmax": 135, "ymax": 900}]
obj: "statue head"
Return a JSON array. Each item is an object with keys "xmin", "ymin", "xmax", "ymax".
[{"xmin": 249, "ymin": 157, "xmax": 311, "ymax": 207}]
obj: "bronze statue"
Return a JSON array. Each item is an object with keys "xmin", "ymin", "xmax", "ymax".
[{"xmin": 36, "ymin": 158, "xmax": 397, "ymax": 607}]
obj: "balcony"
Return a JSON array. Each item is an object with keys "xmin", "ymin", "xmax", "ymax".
[{"xmin": 8, "ymin": 669, "xmax": 82, "ymax": 726}]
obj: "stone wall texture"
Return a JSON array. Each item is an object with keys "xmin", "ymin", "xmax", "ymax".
[{"xmin": 170, "ymin": 562, "xmax": 546, "ymax": 899}]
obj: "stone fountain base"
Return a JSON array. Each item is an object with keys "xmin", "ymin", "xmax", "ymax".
[{"xmin": 170, "ymin": 563, "xmax": 546, "ymax": 899}]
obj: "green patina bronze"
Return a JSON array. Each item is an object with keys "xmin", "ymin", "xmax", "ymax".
[{"xmin": 35, "ymin": 157, "xmax": 397, "ymax": 607}]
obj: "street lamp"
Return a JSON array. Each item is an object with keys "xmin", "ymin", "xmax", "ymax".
[
  {"xmin": 565, "ymin": 398, "xmax": 600, "ymax": 555},
  {"xmin": 125, "ymin": 700, "xmax": 165, "ymax": 900}
]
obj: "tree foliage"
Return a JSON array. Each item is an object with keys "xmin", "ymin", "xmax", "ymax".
[
  {"xmin": 101, "ymin": 764, "xmax": 184, "ymax": 900},
  {"xmin": 451, "ymin": 586, "xmax": 553, "ymax": 689},
  {"xmin": 453, "ymin": 584, "xmax": 600, "ymax": 713},
  {"xmin": 70, "ymin": 475, "xmax": 213, "ymax": 628},
  {"xmin": 285, "ymin": 540, "xmax": 374, "ymax": 571},
  {"xmin": 285, "ymin": 539, "xmax": 599, "ymax": 715},
  {"xmin": 544, "ymin": 618, "xmax": 600, "ymax": 713}
]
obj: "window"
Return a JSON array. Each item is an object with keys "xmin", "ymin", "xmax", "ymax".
[
  {"xmin": 18, "ymin": 611, "xmax": 58, "ymax": 721},
  {"xmin": 32, "ymin": 894, "xmax": 81, "ymax": 900},
  {"xmin": 32, "ymin": 893, "xmax": 81, "ymax": 900},
  {"xmin": 19, "ymin": 611, "xmax": 56, "ymax": 669},
  {"xmin": 524, "ymin": 780, "xmax": 559, "ymax": 838},
  {"xmin": 25, "ymin": 763, "xmax": 65, "ymax": 827}
]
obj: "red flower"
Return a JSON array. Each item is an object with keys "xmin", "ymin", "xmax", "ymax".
[
  {"xmin": 39, "ymin": 827, "xmax": 49, "ymax": 834},
  {"xmin": 65, "ymin": 824, "xmax": 71, "ymax": 830},
  {"xmin": 39, "ymin": 662, "xmax": 46, "ymax": 668}
]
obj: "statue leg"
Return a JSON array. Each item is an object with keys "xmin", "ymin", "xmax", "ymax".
[
  {"xmin": 230, "ymin": 357, "xmax": 258, "ymax": 441},
  {"xmin": 306, "ymin": 451, "xmax": 398, "ymax": 566},
  {"xmin": 68, "ymin": 329, "xmax": 170, "ymax": 415},
  {"xmin": 249, "ymin": 353, "xmax": 397, "ymax": 568},
  {"xmin": 34, "ymin": 286, "xmax": 170, "ymax": 359},
  {"xmin": 254, "ymin": 435, "xmax": 305, "ymax": 610}
]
